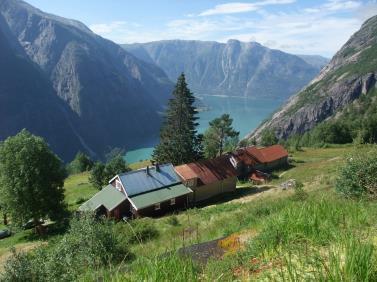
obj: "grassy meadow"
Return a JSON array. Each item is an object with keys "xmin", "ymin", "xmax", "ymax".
[{"xmin": 2, "ymin": 144, "xmax": 377, "ymax": 280}]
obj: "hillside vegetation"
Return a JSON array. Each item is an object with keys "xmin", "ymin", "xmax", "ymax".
[
  {"xmin": 248, "ymin": 15, "xmax": 377, "ymax": 143},
  {"xmin": 2, "ymin": 145, "xmax": 377, "ymax": 281}
]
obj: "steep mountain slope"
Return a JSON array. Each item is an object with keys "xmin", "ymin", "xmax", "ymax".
[
  {"xmin": 0, "ymin": 12, "xmax": 85, "ymax": 160},
  {"xmin": 296, "ymin": 55, "xmax": 329, "ymax": 71},
  {"xmin": 0, "ymin": 0, "xmax": 173, "ymax": 161},
  {"xmin": 123, "ymin": 40, "xmax": 320, "ymax": 99},
  {"xmin": 247, "ymin": 15, "xmax": 377, "ymax": 141}
]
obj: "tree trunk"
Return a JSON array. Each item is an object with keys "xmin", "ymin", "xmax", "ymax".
[{"xmin": 3, "ymin": 213, "xmax": 7, "ymax": 225}]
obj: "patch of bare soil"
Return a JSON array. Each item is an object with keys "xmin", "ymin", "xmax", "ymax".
[
  {"xmin": 0, "ymin": 242, "xmax": 46, "ymax": 271},
  {"xmin": 178, "ymin": 230, "xmax": 257, "ymax": 265}
]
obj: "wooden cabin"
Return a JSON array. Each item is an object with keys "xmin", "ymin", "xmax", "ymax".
[
  {"xmin": 79, "ymin": 164, "xmax": 192, "ymax": 219},
  {"xmin": 175, "ymin": 156, "xmax": 238, "ymax": 204}
]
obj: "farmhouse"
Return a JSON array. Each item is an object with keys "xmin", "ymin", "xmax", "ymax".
[
  {"xmin": 79, "ymin": 163, "xmax": 192, "ymax": 219},
  {"xmin": 175, "ymin": 156, "xmax": 238, "ymax": 203},
  {"xmin": 231, "ymin": 145, "xmax": 289, "ymax": 182}
]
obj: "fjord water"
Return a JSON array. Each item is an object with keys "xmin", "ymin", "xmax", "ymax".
[{"xmin": 125, "ymin": 95, "xmax": 284, "ymax": 163}]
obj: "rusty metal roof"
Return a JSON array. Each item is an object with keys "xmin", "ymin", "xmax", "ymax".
[
  {"xmin": 175, "ymin": 156, "xmax": 238, "ymax": 185},
  {"xmin": 235, "ymin": 145, "xmax": 288, "ymax": 165}
]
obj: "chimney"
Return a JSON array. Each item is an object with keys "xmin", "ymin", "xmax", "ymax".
[
  {"xmin": 146, "ymin": 166, "xmax": 150, "ymax": 175},
  {"xmin": 156, "ymin": 163, "xmax": 160, "ymax": 172}
]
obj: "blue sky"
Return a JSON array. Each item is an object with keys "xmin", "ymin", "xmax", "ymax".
[{"xmin": 26, "ymin": 0, "xmax": 377, "ymax": 57}]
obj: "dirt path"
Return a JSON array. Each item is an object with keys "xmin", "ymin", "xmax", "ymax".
[{"xmin": 0, "ymin": 242, "xmax": 45, "ymax": 271}]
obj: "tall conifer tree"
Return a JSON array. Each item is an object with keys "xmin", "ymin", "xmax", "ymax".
[{"xmin": 153, "ymin": 73, "xmax": 202, "ymax": 165}]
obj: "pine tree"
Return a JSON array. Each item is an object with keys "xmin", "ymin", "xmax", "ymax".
[
  {"xmin": 153, "ymin": 73, "xmax": 202, "ymax": 165},
  {"xmin": 203, "ymin": 114, "xmax": 239, "ymax": 158}
]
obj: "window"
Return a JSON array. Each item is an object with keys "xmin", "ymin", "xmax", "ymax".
[
  {"xmin": 115, "ymin": 180, "xmax": 122, "ymax": 191},
  {"xmin": 170, "ymin": 198, "xmax": 176, "ymax": 205},
  {"xmin": 154, "ymin": 203, "xmax": 161, "ymax": 210}
]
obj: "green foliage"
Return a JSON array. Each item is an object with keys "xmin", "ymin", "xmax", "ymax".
[
  {"xmin": 0, "ymin": 214, "xmax": 128, "ymax": 282},
  {"xmin": 0, "ymin": 130, "xmax": 67, "ymax": 226},
  {"xmin": 260, "ymin": 128, "xmax": 278, "ymax": 146},
  {"xmin": 336, "ymin": 149, "xmax": 377, "ymax": 198},
  {"xmin": 129, "ymin": 254, "xmax": 199, "ymax": 281},
  {"xmin": 153, "ymin": 73, "xmax": 203, "ymax": 165},
  {"xmin": 203, "ymin": 114, "xmax": 239, "ymax": 158},
  {"xmin": 166, "ymin": 215, "xmax": 180, "ymax": 226},
  {"xmin": 89, "ymin": 155, "xmax": 129, "ymax": 190},
  {"xmin": 89, "ymin": 162, "xmax": 106, "ymax": 189},
  {"xmin": 67, "ymin": 152, "xmax": 93, "ymax": 174},
  {"xmin": 291, "ymin": 181, "xmax": 308, "ymax": 201},
  {"xmin": 285, "ymin": 88, "xmax": 377, "ymax": 148},
  {"xmin": 113, "ymin": 218, "xmax": 159, "ymax": 245}
]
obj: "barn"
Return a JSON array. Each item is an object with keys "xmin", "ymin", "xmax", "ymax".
[
  {"xmin": 230, "ymin": 144, "xmax": 289, "ymax": 181},
  {"xmin": 79, "ymin": 163, "xmax": 192, "ymax": 219},
  {"xmin": 175, "ymin": 156, "xmax": 238, "ymax": 204}
]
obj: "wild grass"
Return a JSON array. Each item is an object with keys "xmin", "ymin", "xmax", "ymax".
[{"xmin": 2, "ymin": 145, "xmax": 377, "ymax": 280}]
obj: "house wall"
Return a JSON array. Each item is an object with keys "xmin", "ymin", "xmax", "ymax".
[
  {"xmin": 190, "ymin": 176, "xmax": 237, "ymax": 203},
  {"xmin": 108, "ymin": 200, "xmax": 131, "ymax": 220},
  {"xmin": 132, "ymin": 195, "xmax": 188, "ymax": 218},
  {"xmin": 254, "ymin": 157, "xmax": 288, "ymax": 172}
]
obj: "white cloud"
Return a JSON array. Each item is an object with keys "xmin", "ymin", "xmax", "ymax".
[
  {"xmin": 198, "ymin": 0, "xmax": 296, "ymax": 16},
  {"xmin": 87, "ymin": 1, "xmax": 377, "ymax": 57},
  {"xmin": 90, "ymin": 21, "xmax": 141, "ymax": 35}
]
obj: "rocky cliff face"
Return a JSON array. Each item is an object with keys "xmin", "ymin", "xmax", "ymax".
[
  {"xmin": 0, "ymin": 0, "xmax": 173, "ymax": 161},
  {"xmin": 247, "ymin": 15, "xmax": 377, "ymax": 141},
  {"xmin": 123, "ymin": 40, "xmax": 321, "ymax": 100}
]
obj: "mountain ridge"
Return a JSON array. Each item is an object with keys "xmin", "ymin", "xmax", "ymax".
[
  {"xmin": 246, "ymin": 15, "xmax": 377, "ymax": 141},
  {"xmin": 123, "ymin": 39, "xmax": 325, "ymax": 100},
  {"xmin": 0, "ymin": 0, "xmax": 174, "ymax": 161}
]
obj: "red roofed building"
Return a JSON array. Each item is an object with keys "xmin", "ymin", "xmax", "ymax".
[
  {"xmin": 175, "ymin": 155, "xmax": 238, "ymax": 203},
  {"xmin": 231, "ymin": 145, "xmax": 289, "ymax": 176}
]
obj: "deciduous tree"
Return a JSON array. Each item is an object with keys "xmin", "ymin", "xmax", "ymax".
[{"xmin": 0, "ymin": 130, "xmax": 67, "ymax": 228}]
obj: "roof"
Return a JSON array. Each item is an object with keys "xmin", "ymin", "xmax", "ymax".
[
  {"xmin": 235, "ymin": 145, "xmax": 288, "ymax": 164},
  {"xmin": 175, "ymin": 155, "xmax": 238, "ymax": 186},
  {"xmin": 129, "ymin": 183, "xmax": 192, "ymax": 210},
  {"xmin": 79, "ymin": 185, "xmax": 127, "ymax": 212},
  {"xmin": 118, "ymin": 163, "xmax": 181, "ymax": 197},
  {"xmin": 256, "ymin": 145, "xmax": 289, "ymax": 163}
]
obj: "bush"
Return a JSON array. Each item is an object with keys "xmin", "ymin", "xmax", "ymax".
[
  {"xmin": 166, "ymin": 215, "xmax": 180, "ymax": 226},
  {"xmin": 114, "ymin": 218, "xmax": 159, "ymax": 246},
  {"xmin": 1, "ymin": 214, "xmax": 128, "ymax": 282},
  {"xmin": 336, "ymin": 149, "xmax": 377, "ymax": 198},
  {"xmin": 291, "ymin": 181, "xmax": 308, "ymax": 201},
  {"xmin": 67, "ymin": 152, "xmax": 93, "ymax": 174},
  {"xmin": 260, "ymin": 129, "xmax": 278, "ymax": 146}
]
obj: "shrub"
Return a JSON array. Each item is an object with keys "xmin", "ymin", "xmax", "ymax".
[
  {"xmin": 67, "ymin": 152, "xmax": 94, "ymax": 174},
  {"xmin": 1, "ymin": 214, "xmax": 128, "ymax": 282},
  {"xmin": 336, "ymin": 149, "xmax": 377, "ymax": 198},
  {"xmin": 114, "ymin": 218, "xmax": 159, "ymax": 246},
  {"xmin": 291, "ymin": 181, "xmax": 308, "ymax": 201},
  {"xmin": 166, "ymin": 215, "xmax": 180, "ymax": 226}
]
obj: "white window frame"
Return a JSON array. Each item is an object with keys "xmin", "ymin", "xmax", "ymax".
[
  {"xmin": 154, "ymin": 203, "xmax": 161, "ymax": 210},
  {"xmin": 115, "ymin": 180, "xmax": 122, "ymax": 191},
  {"xmin": 170, "ymin": 198, "xmax": 176, "ymax": 205}
]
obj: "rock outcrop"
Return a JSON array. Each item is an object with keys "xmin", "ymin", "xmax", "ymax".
[{"xmin": 247, "ymin": 15, "xmax": 377, "ymax": 141}]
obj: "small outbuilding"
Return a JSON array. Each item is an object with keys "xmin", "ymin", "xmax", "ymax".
[
  {"xmin": 231, "ymin": 145, "xmax": 289, "ymax": 177},
  {"xmin": 175, "ymin": 156, "xmax": 238, "ymax": 204}
]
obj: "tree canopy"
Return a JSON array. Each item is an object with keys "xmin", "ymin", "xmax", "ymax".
[
  {"xmin": 153, "ymin": 73, "xmax": 202, "ymax": 165},
  {"xmin": 0, "ymin": 130, "xmax": 67, "ymax": 226},
  {"xmin": 260, "ymin": 129, "xmax": 278, "ymax": 147},
  {"xmin": 89, "ymin": 155, "xmax": 129, "ymax": 189},
  {"xmin": 203, "ymin": 114, "xmax": 239, "ymax": 158},
  {"xmin": 67, "ymin": 152, "xmax": 94, "ymax": 174}
]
